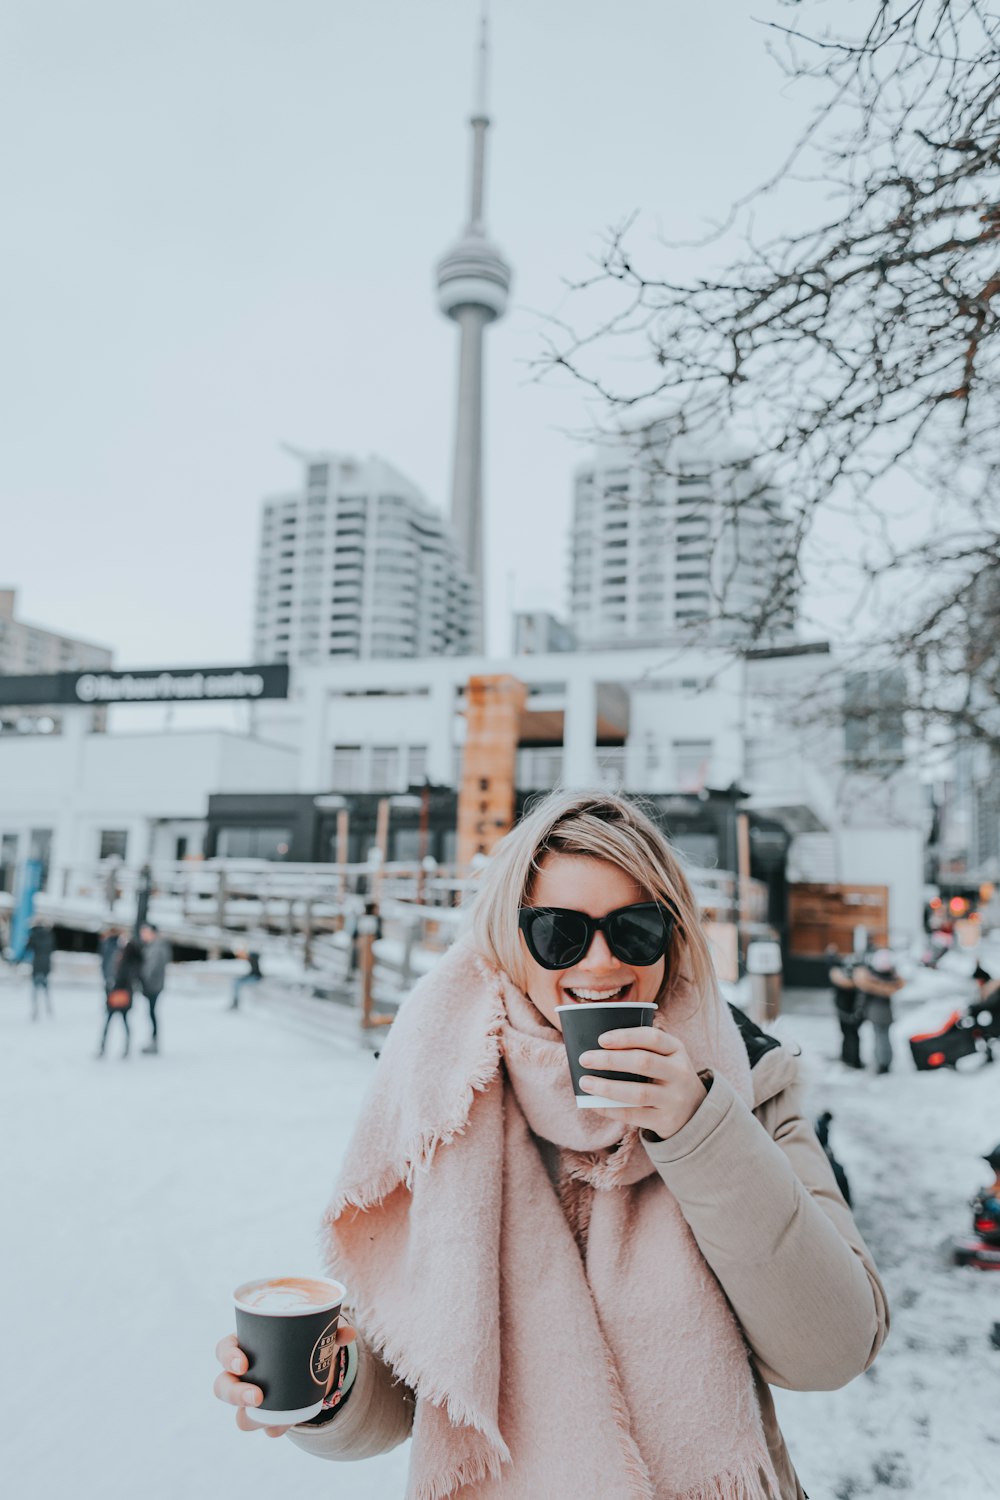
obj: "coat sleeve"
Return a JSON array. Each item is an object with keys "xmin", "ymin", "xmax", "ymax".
[
  {"xmin": 642, "ymin": 1063, "xmax": 889, "ymax": 1391},
  {"xmin": 285, "ymin": 1334, "xmax": 414, "ymax": 1462}
]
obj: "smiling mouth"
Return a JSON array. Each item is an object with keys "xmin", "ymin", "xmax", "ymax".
[{"xmin": 563, "ymin": 982, "xmax": 634, "ymax": 1002}]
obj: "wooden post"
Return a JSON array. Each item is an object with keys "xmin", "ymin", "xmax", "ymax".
[
  {"xmin": 358, "ymin": 911, "xmax": 393, "ymax": 1029},
  {"xmin": 303, "ymin": 899, "xmax": 314, "ymax": 969},
  {"xmin": 736, "ymin": 813, "xmax": 751, "ymax": 918},
  {"xmin": 372, "ymin": 797, "xmax": 391, "ymax": 902}
]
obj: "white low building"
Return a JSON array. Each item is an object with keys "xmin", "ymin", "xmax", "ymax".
[
  {"xmin": 0, "ymin": 642, "xmax": 928, "ymax": 939},
  {"xmin": 0, "ymin": 716, "xmax": 298, "ymax": 891}
]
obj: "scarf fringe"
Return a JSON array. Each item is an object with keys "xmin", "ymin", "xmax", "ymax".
[
  {"xmin": 317, "ymin": 1273, "xmax": 512, "ymax": 1465},
  {"xmin": 325, "ymin": 981, "xmax": 506, "ymax": 1220},
  {"xmin": 410, "ymin": 1444, "xmax": 508, "ymax": 1500},
  {"xmin": 674, "ymin": 1453, "xmax": 782, "ymax": 1500}
]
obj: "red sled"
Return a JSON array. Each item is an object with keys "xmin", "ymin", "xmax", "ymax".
[
  {"xmin": 909, "ymin": 1011, "xmax": 979, "ymax": 1071},
  {"xmin": 952, "ymin": 1237, "xmax": 1000, "ymax": 1270}
]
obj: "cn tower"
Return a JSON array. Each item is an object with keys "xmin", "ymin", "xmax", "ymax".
[{"xmin": 435, "ymin": 0, "xmax": 511, "ymax": 644}]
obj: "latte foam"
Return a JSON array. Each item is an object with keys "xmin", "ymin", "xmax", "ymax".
[{"xmin": 235, "ymin": 1276, "xmax": 343, "ymax": 1315}]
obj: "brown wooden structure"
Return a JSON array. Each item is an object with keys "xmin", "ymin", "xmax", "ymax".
[
  {"xmin": 788, "ymin": 883, "xmax": 889, "ymax": 956},
  {"xmin": 456, "ymin": 674, "xmax": 527, "ymax": 865}
]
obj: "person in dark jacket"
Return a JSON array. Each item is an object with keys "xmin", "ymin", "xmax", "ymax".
[
  {"xmin": 96, "ymin": 928, "xmax": 144, "ymax": 1059},
  {"xmin": 855, "ymin": 949, "xmax": 905, "ymax": 1074},
  {"xmin": 26, "ymin": 918, "xmax": 55, "ymax": 1020},
  {"xmin": 229, "ymin": 949, "xmax": 263, "ymax": 1011},
  {"xmin": 139, "ymin": 922, "xmax": 171, "ymax": 1054},
  {"xmin": 827, "ymin": 948, "xmax": 865, "ymax": 1070},
  {"xmin": 98, "ymin": 927, "xmax": 120, "ymax": 988}
]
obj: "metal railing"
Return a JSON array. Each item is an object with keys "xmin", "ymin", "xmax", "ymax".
[{"xmin": 37, "ymin": 857, "xmax": 766, "ymax": 1030}]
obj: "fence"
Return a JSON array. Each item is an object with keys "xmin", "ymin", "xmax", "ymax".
[{"xmin": 34, "ymin": 857, "xmax": 766, "ymax": 1031}]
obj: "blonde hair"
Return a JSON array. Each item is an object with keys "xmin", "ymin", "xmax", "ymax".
[{"xmin": 465, "ymin": 788, "xmax": 717, "ymax": 1012}]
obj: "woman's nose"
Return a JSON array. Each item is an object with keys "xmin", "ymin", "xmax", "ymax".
[{"xmin": 578, "ymin": 928, "xmax": 616, "ymax": 969}]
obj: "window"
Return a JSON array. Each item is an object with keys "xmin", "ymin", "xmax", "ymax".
[
  {"xmin": 330, "ymin": 745, "xmax": 364, "ymax": 791},
  {"xmin": 516, "ymin": 747, "xmax": 564, "ymax": 789},
  {"xmin": 216, "ymin": 826, "xmax": 292, "ymax": 860},
  {"xmin": 407, "ymin": 745, "xmax": 428, "ymax": 784},
  {"xmin": 391, "ymin": 828, "xmax": 423, "ymax": 862},
  {"xmin": 843, "ymin": 669, "xmax": 906, "ymax": 768},
  {"xmin": 673, "ymin": 740, "xmax": 712, "ymax": 791},
  {"xmin": 0, "ymin": 832, "xmax": 18, "ymax": 893},
  {"xmin": 99, "ymin": 829, "xmax": 129, "ymax": 861},
  {"xmin": 28, "ymin": 828, "xmax": 53, "ymax": 888},
  {"xmin": 370, "ymin": 747, "xmax": 401, "ymax": 792}
]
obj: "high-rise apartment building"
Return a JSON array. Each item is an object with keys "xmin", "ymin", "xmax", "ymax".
[
  {"xmin": 0, "ymin": 589, "xmax": 112, "ymax": 674},
  {"xmin": 252, "ymin": 455, "xmax": 478, "ymax": 664},
  {"xmin": 568, "ymin": 429, "xmax": 798, "ymax": 650}
]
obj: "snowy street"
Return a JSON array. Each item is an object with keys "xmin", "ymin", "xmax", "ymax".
[{"xmin": 3, "ymin": 970, "xmax": 997, "ymax": 1500}]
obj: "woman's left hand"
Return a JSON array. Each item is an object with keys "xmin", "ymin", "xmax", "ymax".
[{"xmin": 578, "ymin": 1026, "xmax": 708, "ymax": 1140}]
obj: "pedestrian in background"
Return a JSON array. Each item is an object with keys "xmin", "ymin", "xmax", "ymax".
[
  {"xmin": 98, "ymin": 926, "xmax": 119, "ymax": 990},
  {"xmin": 96, "ymin": 927, "xmax": 143, "ymax": 1059},
  {"xmin": 855, "ymin": 949, "xmax": 905, "ymax": 1075},
  {"xmin": 827, "ymin": 946, "xmax": 865, "ymax": 1070},
  {"xmin": 229, "ymin": 949, "xmax": 262, "ymax": 1011},
  {"xmin": 26, "ymin": 916, "xmax": 55, "ymax": 1021},
  {"xmin": 139, "ymin": 922, "xmax": 171, "ymax": 1055}
]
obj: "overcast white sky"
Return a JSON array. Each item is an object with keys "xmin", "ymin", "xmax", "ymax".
[{"xmin": 2, "ymin": 0, "xmax": 847, "ymax": 666}]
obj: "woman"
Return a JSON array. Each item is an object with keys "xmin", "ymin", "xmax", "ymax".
[
  {"xmin": 96, "ymin": 927, "xmax": 143, "ymax": 1059},
  {"xmin": 214, "ymin": 791, "xmax": 888, "ymax": 1499}
]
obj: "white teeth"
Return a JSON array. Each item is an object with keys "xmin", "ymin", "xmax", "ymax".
[{"xmin": 567, "ymin": 986, "xmax": 627, "ymax": 1001}]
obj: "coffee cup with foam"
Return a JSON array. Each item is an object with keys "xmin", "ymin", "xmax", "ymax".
[{"xmin": 233, "ymin": 1275, "xmax": 346, "ymax": 1425}]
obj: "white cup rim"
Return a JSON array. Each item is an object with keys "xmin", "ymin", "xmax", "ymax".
[
  {"xmin": 233, "ymin": 1276, "xmax": 346, "ymax": 1317},
  {"xmin": 555, "ymin": 1001, "xmax": 658, "ymax": 1013}
]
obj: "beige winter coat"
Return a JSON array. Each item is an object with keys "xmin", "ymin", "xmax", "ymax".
[{"xmin": 289, "ymin": 1040, "xmax": 889, "ymax": 1498}]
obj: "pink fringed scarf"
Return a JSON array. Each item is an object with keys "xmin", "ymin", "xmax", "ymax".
[{"xmin": 322, "ymin": 941, "xmax": 780, "ymax": 1500}]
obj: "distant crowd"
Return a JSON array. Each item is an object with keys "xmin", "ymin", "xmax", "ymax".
[
  {"xmin": 23, "ymin": 918, "xmax": 262, "ymax": 1056},
  {"xmin": 25, "ymin": 917, "xmax": 170, "ymax": 1058}
]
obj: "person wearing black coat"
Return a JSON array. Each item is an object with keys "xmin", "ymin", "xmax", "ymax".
[
  {"xmin": 26, "ymin": 919, "xmax": 55, "ymax": 1021},
  {"xmin": 96, "ymin": 929, "xmax": 144, "ymax": 1059},
  {"xmin": 827, "ymin": 948, "xmax": 865, "ymax": 1069}
]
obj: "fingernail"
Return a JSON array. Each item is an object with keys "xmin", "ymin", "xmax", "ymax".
[
  {"xmin": 579, "ymin": 1076, "xmax": 593, "ymax": 1089},
  {"xmin": 243, "ymin": 1388, "xmax": 259, "ymax": 1405},
  {"xmin": 230, "ymin": 1357, "xmax": 244, "ymax": 1374}
]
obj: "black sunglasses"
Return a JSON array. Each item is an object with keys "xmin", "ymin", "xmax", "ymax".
[{"xmin": 517, "ymin": 901, "xmax": 675, "ymax": 971}]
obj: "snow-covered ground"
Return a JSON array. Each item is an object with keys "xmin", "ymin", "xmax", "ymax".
[{"xmin": 3, "ymin": 969, "xmax": 996, "ymax": 1500}]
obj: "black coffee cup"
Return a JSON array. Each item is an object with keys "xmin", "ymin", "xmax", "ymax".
[
  {"xmin": 556, "ymin": 1002, "xmax": 658, "ymax": 1108},
  {"xmin": 233, "ymin": 1275, "xmax": 346, "ymax": 1425}
]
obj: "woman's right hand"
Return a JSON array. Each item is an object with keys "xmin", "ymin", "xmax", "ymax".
[
  {"xmin": 213, "ymin": 1326, "xmax": 357, "ymax": 1438},
  {"xmin": 213, "ymin": 1334, "xmax": 290, "ymax": 1437}
]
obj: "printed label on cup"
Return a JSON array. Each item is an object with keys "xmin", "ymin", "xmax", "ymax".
[{"xmin": 310, "ymin": 1319, "xmax": 341, "ymax": 1389}]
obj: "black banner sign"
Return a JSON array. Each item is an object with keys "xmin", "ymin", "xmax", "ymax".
[{"xmin": 0, "ymin": 664, "xmax": 290, "ymax": 707}]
